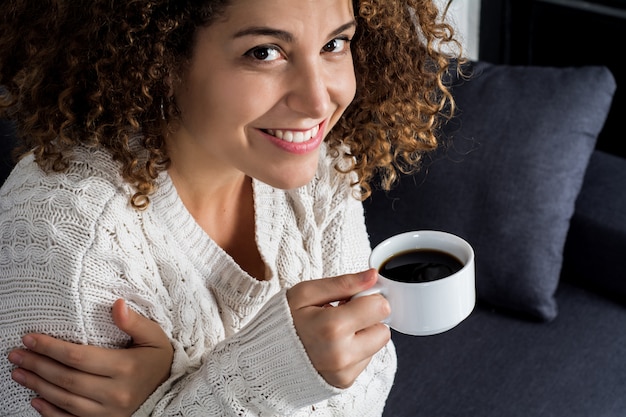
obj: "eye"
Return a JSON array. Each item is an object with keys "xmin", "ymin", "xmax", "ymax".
[
  {"xmin": 244, "ymin": 45, "xmax": 283, "ymax": 62},
  {"xmin": 322, "ymin": 37, "xmax": 351, "ymax": 54}
]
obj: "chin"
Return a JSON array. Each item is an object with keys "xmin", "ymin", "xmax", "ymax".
[
  {"xmin": 267, "ymin": 176, "xmax": 315, "ymax": 191},
  {"xmin": 257, "ymin": 156, "xmax": 320, "ymax": 190},
  {"xmin": 260, "ymin": 167, "xmax": 318, "ymax": 190}
]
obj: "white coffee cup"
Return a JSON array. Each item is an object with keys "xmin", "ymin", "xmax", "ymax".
[{"xmin": 354, "ymin": 230, "xmax": 475, "ymax": 336}]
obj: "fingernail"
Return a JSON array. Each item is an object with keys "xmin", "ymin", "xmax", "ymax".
[
  {"xmin": 121, "ymin": 299, "xmax": 129, "ymax": 317},
  {"xmin": 362, "ymin": 268, "xmax": 377, "ymax": 281},
  {"xmin": 11, "ymin": 369, "xmax": 26, "ymax": 385},
  {"xmin": 8, "ymin": 351, "xmax": 23, "ymax": 365},
  {"xmin": 31, "ymin": 398, "xmax": 43, "ymax": 412},
  {"xmin": 22, "ymin": 335, "xmax": 36, "ymax": 349}
]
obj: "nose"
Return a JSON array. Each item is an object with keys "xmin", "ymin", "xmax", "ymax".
[{"xmin": 285, "ymin": 60, "xmax": 332, "ymax": 119}]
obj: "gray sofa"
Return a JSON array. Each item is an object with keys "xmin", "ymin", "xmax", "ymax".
[
  {"xmin": 1, "ymin": 60, "xmax": 625, "ymax": 416},
  {"xmin": 365, "ymin": 61, "xmax": 626, "ymax": 416}
]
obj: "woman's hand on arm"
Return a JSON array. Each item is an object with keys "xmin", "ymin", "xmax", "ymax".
[
  {"xmin": 287, "ymin": 268, "xmax": 391, "ymax": 389},
  {"xmin": 7, "ymin": 299, "xmax": 174, "ymax": 417}
]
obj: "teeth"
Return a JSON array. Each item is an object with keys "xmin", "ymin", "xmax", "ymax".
[{"xmin": 267, "ymin": 125, "xmax": 320, "ymax": 143}]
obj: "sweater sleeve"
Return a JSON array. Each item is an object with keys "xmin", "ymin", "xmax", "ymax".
[
  {"xmin": 141, "ymin": 290, "xmax": 341, "ymax": 416},
  {"xmin": 282, "ymin": 152, "xmax": 397, "ymax": 416},
  {"xmin": 316, "ymin": 167, "xmax": 397, "ymax": 417}
]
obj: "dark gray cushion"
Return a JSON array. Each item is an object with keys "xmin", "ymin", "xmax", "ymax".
[
  {"xmin": 563, "ymin": 150, "xmax": 626, "ymax": 301},
  {"xmin": 365, "ymin": 61, "xmax": 616, "ymax": 320},
  {"xmin": 382, "ymin": 282, "xmax": 626, "ymax": 417}
]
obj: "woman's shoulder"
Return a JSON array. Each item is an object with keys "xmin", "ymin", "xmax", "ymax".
[{"xmin": 0, "ymin": 145, "xmax": 132, "ymax": 223}]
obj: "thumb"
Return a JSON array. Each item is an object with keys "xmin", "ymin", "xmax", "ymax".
[
  {"xmin": 288, "ymin": 268, "xmax": 379, "ymax": 309},
  {"xmin": 111, "ymin": 299, "xmax": 169, "ymax": 348}
]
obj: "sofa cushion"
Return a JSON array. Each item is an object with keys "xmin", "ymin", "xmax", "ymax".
[
  {"xmin": 563, "ymin": 150, "xmax": 626, "ymax": 302},
  {"xmin": 364, "ymin": 61, "xmax": 616, "ymax": 321},
  {"xmin": 382, "ymin": 282, "xmax": 626, "ymax": 417}
]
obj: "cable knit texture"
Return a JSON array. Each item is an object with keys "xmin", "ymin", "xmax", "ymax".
[{"xmin": 0, "ymin": 142, "xmax": 396, "ymax": 416}]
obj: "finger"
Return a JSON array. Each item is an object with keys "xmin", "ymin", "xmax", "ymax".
[
  {"xmin": 354, "ymin": 321, "xmax": 391, "ymax": 351},
  {"xmin": 342, "ymin": 292, "xmax": 391, "ymax": 329},
  {"xmin": 30, "ymin": 397, "xmax": 76, "ymax": 417},
  {"xmin": 11, "ymin": 367, "xmax": 102, "ymax": 416},
  {"xmin": 111, "ymin": 299, "xmax": 173, "ymax": 387},
  {"xmin": 17, "ymin": 334, "xmax": 122, "ymax": 377},
  {"xmin": 111, "ymin": 299, "xmax": 171, "ymax": 348},
  {"xmin": 311, "ymin": 320, "xmax": 390, "ymax": 389},
  {"xmin": 326, "ymin": 355, "xmax": 376, "ymax": 389},
  {"xmin": 19, "ymin": 301, "xmax": 171, "ymax": 376},
  {"xmin": 9, "ymin": 348, "xmax": 116, "ymax": 404},
  {"xmin": 288, "ymin": 268, "xmax": 378, "ymax": 309}
]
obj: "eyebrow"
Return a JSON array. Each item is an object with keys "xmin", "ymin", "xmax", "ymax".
[{"xmin": 233, "ymin": 20, "xmax": 357, "ymax": 43}]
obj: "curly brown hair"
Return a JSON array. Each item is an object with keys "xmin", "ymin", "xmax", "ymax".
[{"xmin": 0, "ymin": 0, "xmax": 463, "ymax": 207}]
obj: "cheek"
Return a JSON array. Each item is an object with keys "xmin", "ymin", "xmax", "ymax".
[
  {"xmin": 331, "ymin": 65, "xmax": 357, "ymax": 121},
  {"xmin": 337, "ymin": 63, "xmax": 357, "ymax": 108},
  {"xmin": 178, "ymin": 77, "xmax": 250, "ymax": 134},
  {"xmin": 207, "ymin": 74, "xmax": 276, "ymax": 119}
]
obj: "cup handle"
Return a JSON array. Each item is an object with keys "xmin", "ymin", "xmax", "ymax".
[{"xmin": 351, "ymin": 280, "xmax": 386, "ymax": 300}]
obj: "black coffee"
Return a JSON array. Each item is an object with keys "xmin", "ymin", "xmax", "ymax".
[{"xmin": 379, "ymin": 249, "xmax": 463, "ymax": 283}]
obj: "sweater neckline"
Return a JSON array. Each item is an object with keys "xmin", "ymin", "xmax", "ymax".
[{"xmin": 150, "ymin": 173, "xmax": 283, "ymax": 291}]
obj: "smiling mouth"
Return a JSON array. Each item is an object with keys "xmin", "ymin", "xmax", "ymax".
[{"xmin": 264, "ymin": 125, "xmax": 320, "ymax": 143}]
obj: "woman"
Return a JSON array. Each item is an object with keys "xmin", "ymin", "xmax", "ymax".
[{"xmin": 0, "ymin": 0, "xmax": 461, "ymax": 415}]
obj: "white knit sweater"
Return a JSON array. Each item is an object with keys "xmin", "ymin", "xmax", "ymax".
[{"xmin": 0, "ymin": 143, "xmax": 396, "ymax": 416}]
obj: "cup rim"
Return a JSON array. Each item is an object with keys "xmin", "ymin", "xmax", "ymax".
[{"xmin": 369, "ymin": 230, "xmax": 475, "ymax": 283}]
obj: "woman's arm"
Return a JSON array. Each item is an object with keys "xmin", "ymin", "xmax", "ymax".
[
  {"xmin": 9, "ymin": 273, "xmax": 390, "ymax": 417},
  {"xmin": 8, "ymin": 300, "xmax": 173, "ymax": 417}
]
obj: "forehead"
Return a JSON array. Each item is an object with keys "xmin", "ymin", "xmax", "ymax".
[{"xmin": 219, "ymin": 0, "xmax": 355, "ymax": 35}]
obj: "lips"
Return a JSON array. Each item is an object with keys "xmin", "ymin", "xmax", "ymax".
[{"xmin": 265, "ymin": 125, "xmax": 320, "ymax": 143}]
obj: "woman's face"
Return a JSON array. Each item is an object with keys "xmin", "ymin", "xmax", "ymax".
[{"xmin": 169, "ymin": 0, "xmax": 357, "ymax": 189}]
